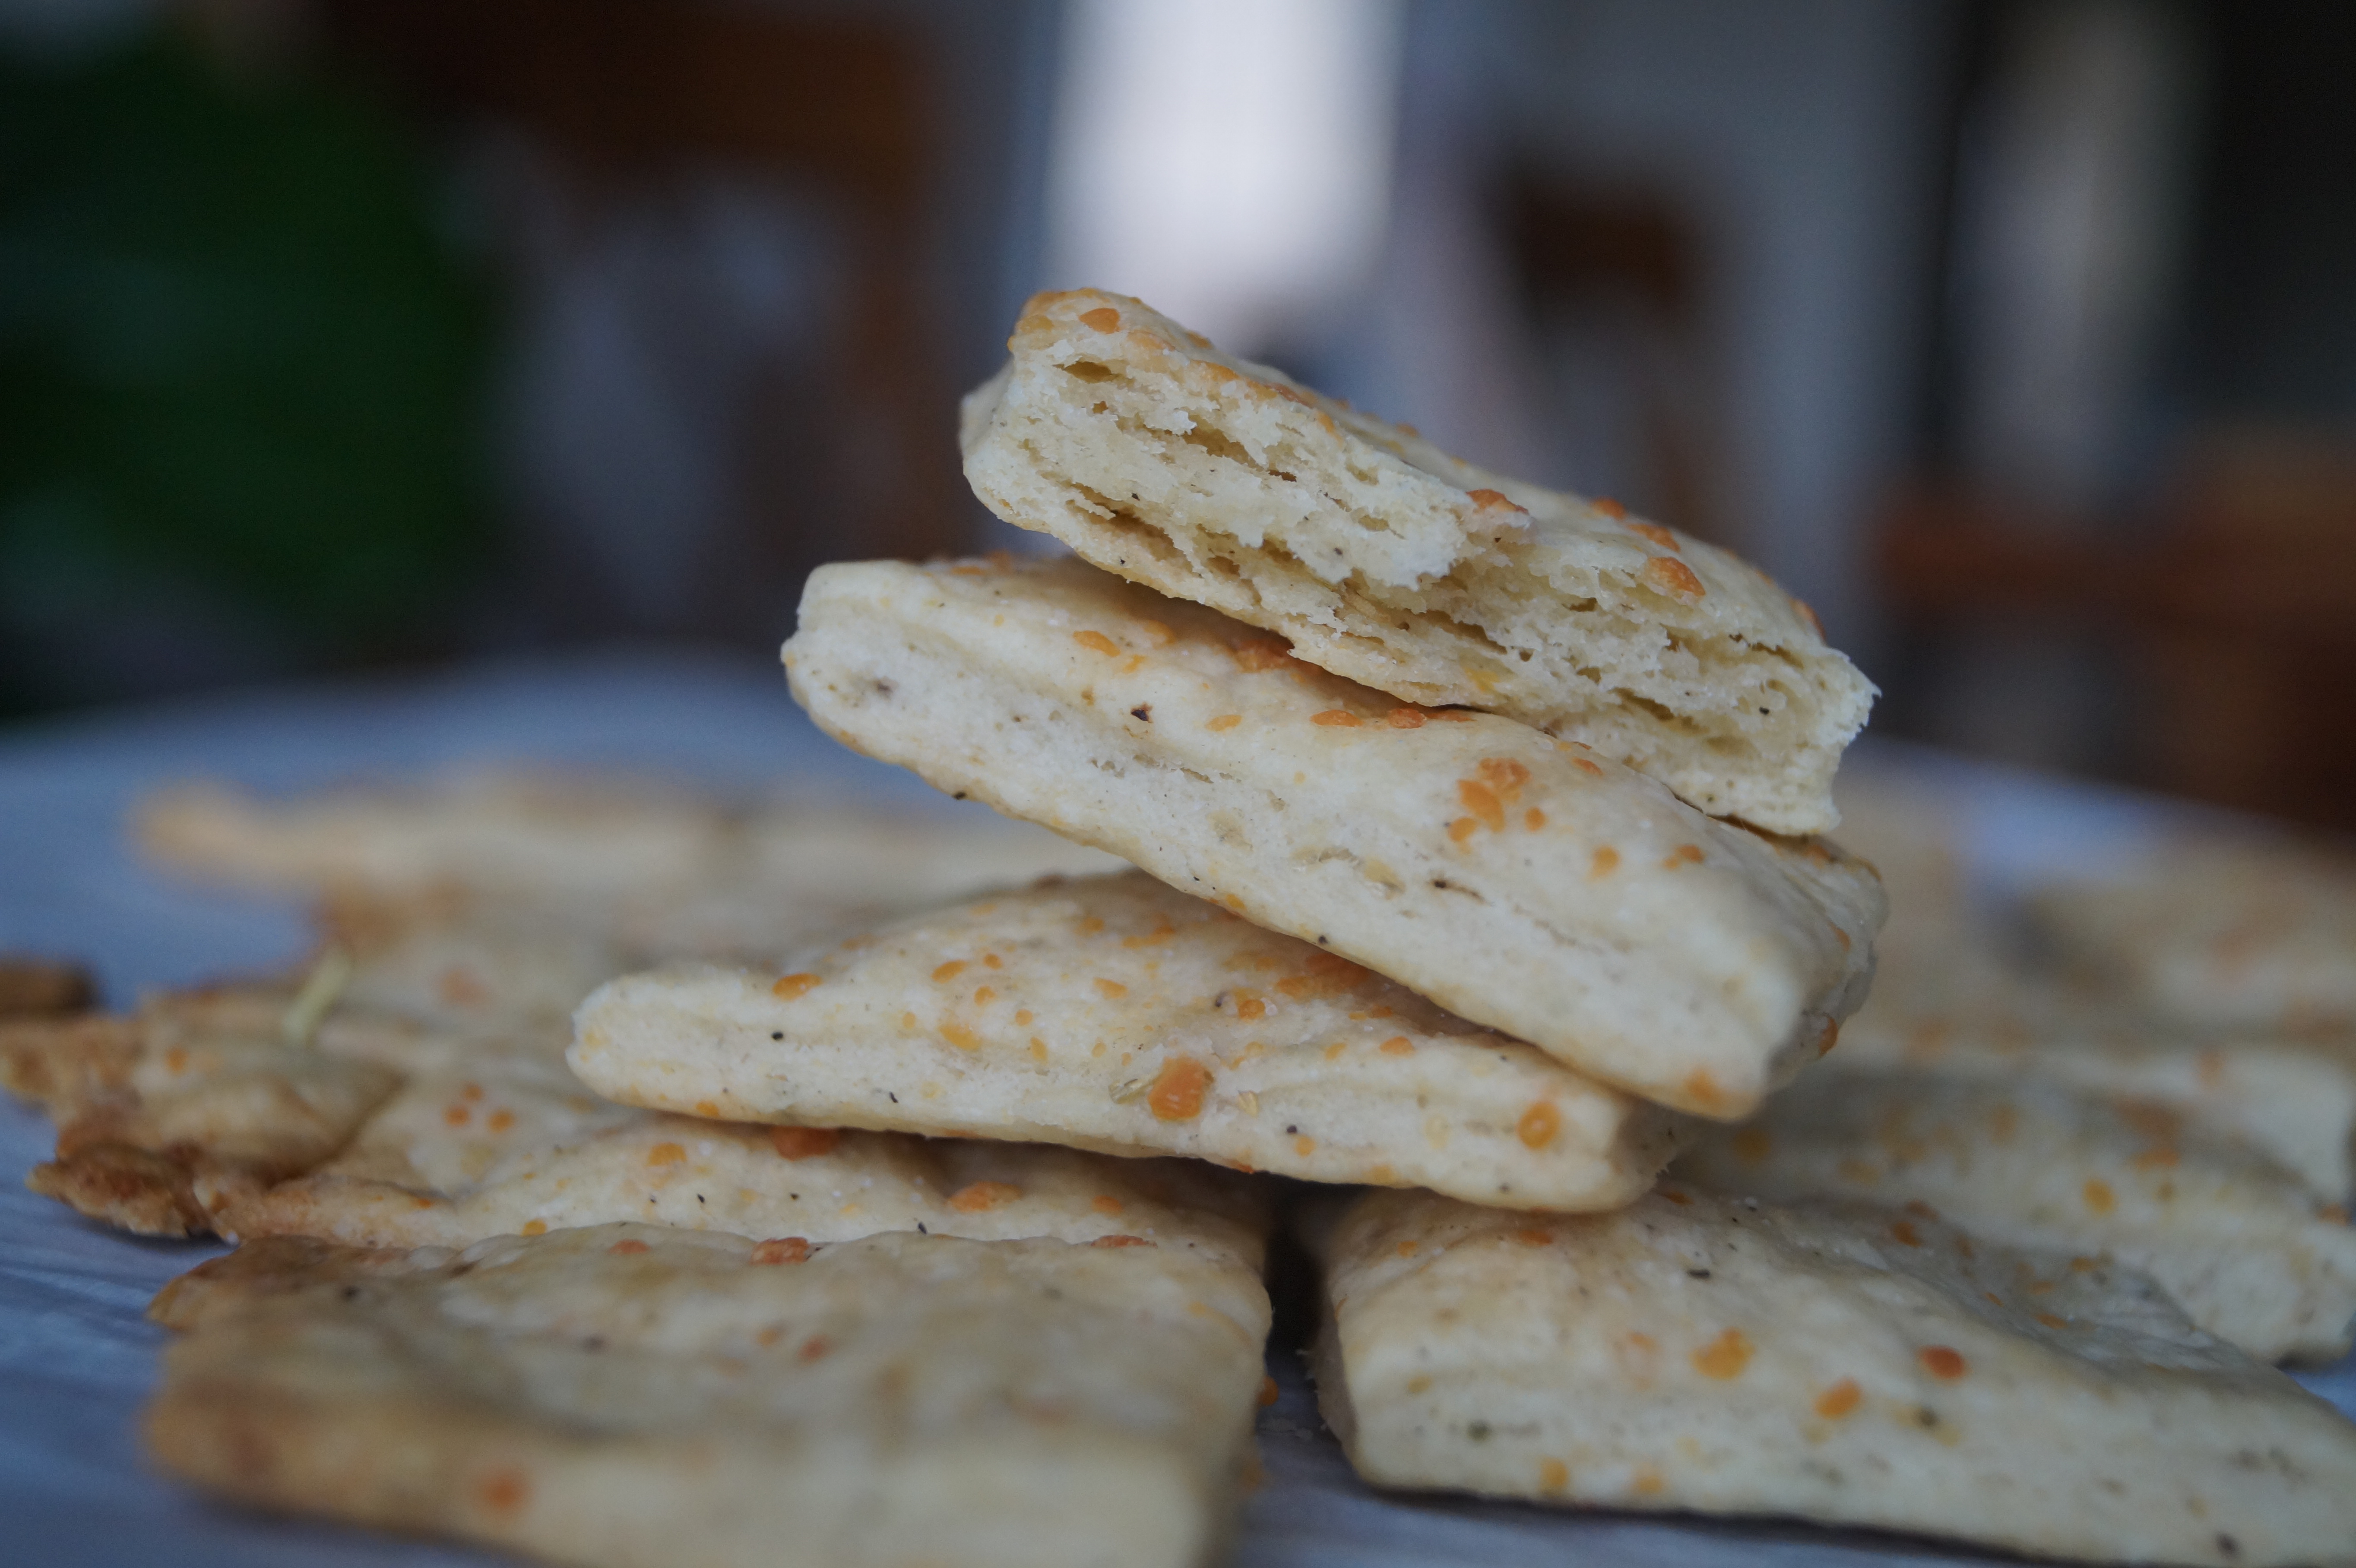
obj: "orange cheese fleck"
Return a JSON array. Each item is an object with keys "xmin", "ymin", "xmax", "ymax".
[
  {"xmin": 1078, "ymin": 306, "xmax": 1121, "ymax": 331},
  {"xmin": 772, "ymin": 973, "xmax": 820, "ymax": 1000},
  {"xmin": 1630, "ymin": 521, "xmax": 1681, "ymax": 551},
  {"xmin": 1312, "ymin": 709, "xmax": 1362, "ymax": 727},
  {"xmin": 1517, "ymin": 1101, "xmax": 1561, "ymax": 1149},
  {"xmin": 1662, "ymin": 843, "xmax": 1705, "ymax": 869},
  {"xmin": 1091, "ymin": 1233, "xmax": 1152, "ymax": 1248},
  {"xmin": 1379, "ymin": 1036, "xmax": 1414, "ymax": 1056},
  {"xmin": 1593, "ymin": 496, "xmax": 1627, "ymax": 518},
  {"xmin": 1632, "ymin": 1466, "xmax": 1666, "ymax": 1496},
  {"xmin": 1448, "ymin": 817, "xmax": 1478, "ymax": 844},
  {"xmin": 1477, "ymin": 758, "xmax": 1531, "ymax": 800},
  {"xmin": 1814, "ymin": 1378, "xmax": 1862, "ymax": 1419},
  {"xmin": 2083, "ymin": 1179, "xmax": 2117, "ymax": 1215},
  {"xmin": 1466, "ymin": 487, "xmax": 1528, "ymax": 515},
  {"xmin": 1458, "ymin": 779, "xmax": 1505, "ymax": 831},
  {"xmin": 751, "ymin": 1236, "xmax": 811, "ymax": 1265},
  {"xmin": 444, "ymin": 1104, "xmax": 472, "ymax": 1127},
  {"xmin": 1094, "ymin": 977, "xmax": 1128, "ymax": 999},
  {"xmin": 1148, "ymin": 1055, "xmax": 1213, "ymax": 1121},
  {"xmin": 940, "ymin": 1021, "xmax": 981, "ymax": 1052},
  {"xmin": 1235, "ymin": 993, "xmax": 1266, "ymax": 1021},
  {"xmin": 1525, "ymin": 807, "xmax": 1547, "ymax": 830},
  {"xmin": 1681, "ymin": 1069, "xmax": 1729, "ymax": 1114},
  {"xmin": 646, "ymin": 1142, "xmax": 687, "ymax": 1167},
  {"xmin": 1230, "ymin": 638, "xmax": 1294, "ymax": 672},
  {"xmin": 1539, "ymin": 1457, "xmax": 1570, "ymax": 1491},
  {"xmin": 1590, "ymin": 846, "xmax": 1620, "ymax": 877},
  {"xmin": 972, "ymin": 986, "xmax": 996, "ymax": 1006},
  {"xmin": 608, "ymin": 1239, "xmax": 649, "ymax": 1255},
  {"xmin": 1294, "ymin": 1135, "xmax": 1317, "ymax": 1157},
  {"xmin": 1091, "ymin": 1194, "xmax": 1124, "ymax": 1215},
  {"xmin": 1889, "ymin": 1219, "xmax": 1922, "ymax": 1247},
  {"xmin": 1645, "ymin": 556, "xmax": 1706, "ymax": 597},
  {"xmin": 1258, "ymin": 1375, "xmax": 1281, "ymax": 1408},
  {"xmin": 1730, "ymin": 1126, "xmax": 1772, "ymax": 1163},
  {"xmin": 1207, "ymin": 714, "xmax": 1243, "ymax": 732},
  {"xmin": 1385, "ymin": 707, "xmax": 1427, "ymax": 728},
  {"xmin": 1692, "ymin": 1328, "xmax": 1754, "ymax": 1380},
  {"xmin": 770, "ymin": 1126, "xmax": 840, "ymax": 1160},
  {"xmin": 1073, "ymin": 629, "xmax": 1121, "ymax": 656},
  {"xmin": 797, "ymin": 1335, "xmax": 831, "ymax": 1363},
  {"xmin": 932, "ymin": 960, "xmax": 968, "ymax": 983},
  {"xmin": 2036, "ymin": 1312, "xmax": 2068, "ymax": 1329},
  {"xmin": 476, "ymin": 1467, "xmax": 531, "ymax": 1515},
  {"xmin": 487, "ymin": 1109, "xmax": 516, "ymax": 1132},
  {"xmin": 438, "ymin": 967, "xmax": 489, "ymax": 1007},
  {"xmin": 949, "ymin": 1180, "xmax": 1021, "ymax": 1213},
  {"xmin": 520, "ymin": 1220, "xmax": 548, "ymax": 1236},
  {"xmin": 1919, "ymin": 1346, "xmax": 1968, "ymax": 1380},
  {"xmin": 1514, "ymin": 1228, "xmax": 1552, "ymax": 1247}
]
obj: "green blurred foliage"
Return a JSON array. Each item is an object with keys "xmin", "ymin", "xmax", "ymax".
[{"xmin": 0, "ymin": 27, "xmax": 491, "ymax": 708}]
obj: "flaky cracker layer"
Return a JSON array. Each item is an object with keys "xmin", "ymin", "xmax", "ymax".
[{"xmin": 783, "ymin": 556, "xmax": 1884, "ymax": 1118}]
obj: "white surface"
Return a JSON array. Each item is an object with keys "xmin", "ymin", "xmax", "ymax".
[{"xmin": 1, "ymin": 654, "xmax": 2348, "ymax": 1567}]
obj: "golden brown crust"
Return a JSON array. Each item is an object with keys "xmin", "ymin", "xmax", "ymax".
[
  {"xmin": 0, "ymin": 955, "xmax": 95, "ymax": 1019},
  {"xmin": 28, "ymin": 1141, "xmax": 218, "ymax": 1238}
]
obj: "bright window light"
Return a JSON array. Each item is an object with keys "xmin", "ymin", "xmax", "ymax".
[{"xmin": 1046, "ymin": 0, "xmax": 1403, "ymax": 353}]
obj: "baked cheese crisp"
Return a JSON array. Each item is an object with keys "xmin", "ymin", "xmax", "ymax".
[
  {"xmin": 783, "ymin": 555, "xmax": 1884, "ymax": 1119},
  {"xmin": 961, "ymin": 289, "xmax": 1875, "ymax": 834},
  {"xmin": 1677, "ymin": 1066, "xmax": 2356, "ymax": 1361},
  {"xmin": 571, "ymin": 871, "xmax": 1691, "ymax": 1211},
  {"xmin": 149, "ymin": 1220, "xmax": 1267, "ymax": 1568},
  {"xmin": 1312, "ymin": 1186, "xmax": 2356, "ymax": 1565}
]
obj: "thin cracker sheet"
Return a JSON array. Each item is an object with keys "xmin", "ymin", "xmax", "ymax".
[
  {"xmin": 1677, "ymin": 1066, "xmax": 2356, "ymax": 1361},
  {"xmin": 147, "ymin": 1217, "xmax": 1270, "ymax": 1568},
  {"xmin": 2029, "ymin": 835, "xmax": 2356, "ymax": 1034},
  {"xmin": 960, "ymin": 288, "xmax": 1873, "ymax": 834},
  {"xmin": 1311, "ymin": 1185, "xmax": 2356, "ymax": 1566},
  {"xmin": 784, "ymin": 555, "xmax": 1884, "ymax": 1119},
  {"xmin": 1833, "ymin": 999, "xmax": 2356, "ymax": 1204},
  {"xmin": 573, "ymin": 870, "xmax": 1691, "ymax": 1211}
]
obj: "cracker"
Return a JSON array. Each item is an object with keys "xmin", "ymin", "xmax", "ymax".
[
  {"xmin": 782, "ymin": 556, "xmax": 1884, "ymax": 1119},
  {"xmin": 1, "ymin": 998, "xmax": 413, "ymax": 1238},
  {"xmin": 141, "ymin": 774, "xmax": 1124, "ymax": 918},
  {"xmin": 2029, "ymin": 836, "xmax": 2356, "ymax": 1033},
  {"xmin": 960, "ymin": 289, "xmax": 1874, "ymax": 833},
  {"xmin": 1834, "ymin": 1002, "xmax": 2356, "ymax": 1203},
  {"xmin": 1677, "ymin": 1067, "xmax": 2356, "ymax": 1360},
  {"xmin": 3, "ymin": 970, "xmax": 1268, "ymax": 1259},
  {"xmin": 148, "ymin": 1221, "xmax": 1268, "ymax": 1568},
  {"xmin": 1311, "ymin": 1185, "xmax": 2356, "ymax": 1565},
  {"xmin": 236, "ymin": 1100, "xmax": 1270, "ymax": 1264},
  {"xmin": 572, "ymin": 871, "xmax": 1690, "ymax": 1211},
  {"xmin": 139, "ymin": 774, "xmax": 738, "ymax": 898}
]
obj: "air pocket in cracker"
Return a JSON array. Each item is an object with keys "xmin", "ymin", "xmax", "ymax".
[
  {"xmin": 783, "ymin": 556, "xmax": 1884, "ymax": 1119},
  {"xmin": 571, "ymin": 871, "xmax": 1691, "ymax": 1211}
]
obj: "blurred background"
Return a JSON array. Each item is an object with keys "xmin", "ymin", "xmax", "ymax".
[{"xmin": 1, "ymin": 0, "xmax": 2350, "ymax": 829}]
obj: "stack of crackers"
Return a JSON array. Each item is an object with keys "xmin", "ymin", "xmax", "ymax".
[{"xmin": 8, "ymin": 288, "xmax": 2356, "ymax": 1568}]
